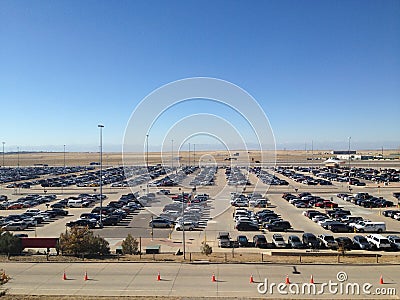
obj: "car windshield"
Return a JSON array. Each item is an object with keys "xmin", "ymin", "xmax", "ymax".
[
  {"xmin": 291, "ymin": 237, "xmax": 300, "ymax": 242},
  {"xmin": 275, "ymin": 236, "xmax": 284, "ymax": 241},
  {"xmin": 325, "ymin": 236, "xmax": 335, "ymax": 242}
]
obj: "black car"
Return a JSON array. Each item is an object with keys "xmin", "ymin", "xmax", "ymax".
[
  {"xmin": 302, "ymin": 233, "xmax": 319, "ymax": 249},
  {"xmin": 253, "ymin": 235, "xmax": 268, "ymax": 248},
  {"xmin": 264, "ymin": 221, "xmax": 292, "ymax": 232},
  {"xmin": 288, "ymin": 235, "xmax": 304, "ymax": 249},
  {"xmin": 353, "ymin": 235, "xmax": 371, "ymax": 250},
  {"xmin": 335, "ymin": 237, "xmax": 353, "ymax": 250},
  {"xmin": 236, "ymin": 221, "xmax": 259, "ymax": 231},
  {"xmin": 102, "ymin": 216, "xmax": 119, "ymax": 226},
  {"xmin": 66, "ymin": 219, "xmax": 97, "ymax": 229},
  {"xmin": 328, "ymin": 222, "xmax": 352, "ymax": 233},
  {"xmin": 237, "ymin": 235, "xmax": 249, "ymax": 247}
]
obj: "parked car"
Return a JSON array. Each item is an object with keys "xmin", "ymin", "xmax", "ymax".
[
  {"xmin": 354, "ymin": 221, "xmax": 386, "ymax": 233},
  {"xmin": 335, "ymin": 237, "xmax": 353, "ymax": 250},
  {"xmin": 218, "ymin": 232, "xmax": 231, "ymax": 248},
  {"xmin": 272, "ymin": 234, "xmax": 286, "ymax": 248},
  {"xmin": 328, "ymin": 222, "xmax": 352, "ymax": 233},
  {"xmin": 318, "ymin": 234, "xmax": 338, "ymax": 249},
  {"xmin": 236, "ymin": 235, "xmax": 249, "ymax": 247},
  {"xmin": 264, "ymin": 220, "xmax": 292, "ymax": 232},
  {"xmin": 149, "ymin": 218, "xmax": 173, "ymax": 228},
  {"xmin": 1, "ymin": 221, "xmax": 28, "ymax": 231},
  {"xmin": 66, "ymin": 219, "xmax": 96, "ymax": 229},
  {"xmin": 253, "ymin": 234, "xmax": 268, "ymax": 248},
  {"xmin": 366, "ymin": 234, "xmax": 392, "ymax": 250},
  {"xmin": 386, "ymin": 235, "xmax": 400, "ymax": 250},
  {"xmin": 288, "ymin": 235, "xmax": 304, "ymax": 249},
  {"xmin": 235, "ymin": 220, "xmax": 259, "ymax": 231},
  {"xmin": 302, "ymin": 233, "xmax": 319, "ymax": 249},
  {"xmin": 175, "ymin": 221, "xmax": 195, "ymax": 231},
  {"xmin": 353, "ymin": 235, "xmax": 371, "ymax": 250}
]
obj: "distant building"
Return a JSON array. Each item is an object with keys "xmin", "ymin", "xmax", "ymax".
[
  {"xmin": 331, "ymin": 150, "xmax": 357, "ymax": 155},
  {"xmin": 336, "ymin": 154, "xmax": 374, "ymax": 160}
]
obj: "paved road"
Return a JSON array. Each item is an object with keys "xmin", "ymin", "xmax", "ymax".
[{"xmin": 3, "ymin": 262, "xmax": 399, "ymax": 298}]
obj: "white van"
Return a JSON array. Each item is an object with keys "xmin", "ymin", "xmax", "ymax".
[
  {"xmin": 67, "ymin": 199, "xmax": 83, "ymax": 208},
  {"xmin": 366, "ymin": 234, "xmax": 392, "ymax": 250},
  {"xmin": 354, "ymin": 221, "xmax": 386, "ymax": 233}
]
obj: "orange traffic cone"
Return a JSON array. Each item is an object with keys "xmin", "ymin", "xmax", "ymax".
[
  {"xmin": 84, "ymin": 271, "xmax": 88, "ymax": 281},
  {"xmin": 212, "ymin": 273, "xmax": 216, "ymax": 282},
  {"xmin": 250, "ymin": 274, "xmax": 255, "ymax": 283},
  {"xmin": 310, "ymin": 275, "xmax": 314, "ymax": 284},
  {"xmin": 157, "ymin": 271, "xmax": 161, "ymax": 281},
  {"xmin": 285, "ymin": 274, "xmax": 290, "ymax": 284},
  {"xmin": 379, "ymin": 275, "xmax": 384, "ymax": 284},
  {"xmin": 63, "ymin": 271, "xmax": 67, "ymax": 280}
]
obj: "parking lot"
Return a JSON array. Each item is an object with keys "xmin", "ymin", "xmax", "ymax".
[{"xmin": 0, "ymin": 163, "xmax": 399, "ymax": 256}]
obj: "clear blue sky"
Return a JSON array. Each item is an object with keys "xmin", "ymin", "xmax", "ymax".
[{"xmin": 1, "ymin": 0, "xmax": 399, "ymax": 152}]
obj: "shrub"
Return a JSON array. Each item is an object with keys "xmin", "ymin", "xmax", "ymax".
[
  {"xmin": 121, "ymin": 234, "xmax": 139, "ymax": 255},
  {"xmin": 200, "ymin": 241, "xmax": 212, "ymax": 256},
  {"xmin": 58, "ymin": 227, "xmax": 110, "ymax": 256}
]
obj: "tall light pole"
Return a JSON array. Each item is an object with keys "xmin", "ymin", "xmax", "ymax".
[
  {"xmin": 146, "ymin": 134, "xmax": 149, "ymax": 171},
  {"xmin": 63, "ymin": 144, "xmax": 66, "ymax": 170},
  {"xmin": 17, "ymin": 146, "xmax": 20, "ymax": 168},
  {"xmin": 171, "ymin": 139, "xmax": 174, "ymax": 170},
  {"xmin": 98, "ymin": 124, "xmax": 104, "ymax": 227},
  {"xmin": 179, "ymin": 188, "xmax": 186, "ymax": 260},
  {"xmin": 188, "ymin": 143, "xmax": 191, "ymax": 167},
  {"xmin": 348, "ymin": 136, "xmax": 351, "ymax": 170},
  {"xmin": 193, "ymin": 144, "xmax": 196, "ymax": 167},
  {"xmin": 2, "ymin": 142, "xmax": 4, "ymax": 167}
]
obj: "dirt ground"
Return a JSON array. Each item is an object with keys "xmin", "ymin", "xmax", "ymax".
[{"xmin": 2, "ymin": 149, "xmax": 399, "ymax": 167}]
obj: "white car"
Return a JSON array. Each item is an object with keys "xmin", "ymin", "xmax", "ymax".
[
  {"xmin": 175, "ymin": 221, "xmax": 195, "ymax": 231},
  {"xmin": 272, "ymin": 234, "xmax": 286, "ymax": 248}
]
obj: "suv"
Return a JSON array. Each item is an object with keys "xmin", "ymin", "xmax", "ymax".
[
  {"xmin": 318, "ymin": 234, "xmax": 338, "ymax": 249},
  {"xmin": 288, "ymin": 235, "xmax": 304, "ymax": 249},
  {"xmin": 328, "ymin": 222, "xmax": 352, "ymax": 233},
  {"xmin": 236, "ymin": 235, "xmax": 249, "ymax": 247},
  {"xmin": 264, "ymin": 220, "xmax": 292, "ymax": 232},
  {"xmin": 218, "ymin": 232, "xmax": 231, "ymax": 248},
  {"xmin": 253, "ymin": 235, "xmax": 268, "ymax": 248},
  {"xmin": 366, "ymin": 234, "xmax": 392, "ymax": 250},
  {"xmin": 302, "ymin": 233, "xmax": 319, "ymax": 249}
]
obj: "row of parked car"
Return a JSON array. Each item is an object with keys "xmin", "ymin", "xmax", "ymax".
[
  {"xmin": 149, "ymin": 193, "xmax": 210, "ymax": 231},
  {"xmin": 66, "ymin": 193, "xmax": 143, "ymax": 228},
  {"xmin": 0, "ymin": 166, "xmax": 92, "ymax": 185},
  {"xmin": 189, "ymin": 166, "xmax": 217, "ymax": 186},
  {"xmin": 337, "ymin": 192, "xmax": 395, "ymax": 208},
  {"xmin": 230, "ymin": 192, "xmax": 269, "ymax": 208},
  {"xmin": 282, "ymin": 192, "xmax": 338, "ymax": 209},
  {"xmin": 149, "ymin": 166, "xmax": 197, "ymax": 187},
  {"xmin": 0, "ymin": 206, "xmax": 69, "ymax": 231},
  {"xmin": 249, "ymin": 167, "xmax": 289, "ymax": 186},
  {"xmin": 226, "ymin": 167, "xmax": 250, "ymax": 186},
  {"xmin": 275, "ymin": 167, "xmax": 332, "ymax": 186},
  {"xmin": 217, "ymin": 231, "xmax": 400, "ymax": 251},
  {"xmin": 0, "ymin": 194, "xmax": 57, "ymax": 210}
]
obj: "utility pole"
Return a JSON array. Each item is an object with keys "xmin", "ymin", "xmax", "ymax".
[
  {"xmin": 2, "ymin": 142, "xmax": 4, "ymax": 167},
  {"xmin": 171, "ymin": 139, "xmax": 174, "ymax": 170},
  {"xmin": 188, "ymin": 143, "xmax": 191, "ymax": 167},
  {"xmin": 348, "ymin": 137, "xmax": 351, "ymax": 170},
  {"xmin": 98, "ymin": 124, "xmax": 104, "ymax": 227}
]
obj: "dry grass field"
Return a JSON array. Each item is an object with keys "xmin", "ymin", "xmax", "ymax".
[{"xmin": 2, "ymin": 150, "xmax": 399, "ymax": 167}]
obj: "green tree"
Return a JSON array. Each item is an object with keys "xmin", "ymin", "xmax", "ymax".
[
  {"xmin": 59, "ymin": 227, "xmax": 110, "ymax": 256},
  {"xmin": 121, "ymin": 234, "xmax": 139, "ymax": 255},
  {"xmin": 0, "ymin": 232, "xmax": 22, "ymax": 257}
]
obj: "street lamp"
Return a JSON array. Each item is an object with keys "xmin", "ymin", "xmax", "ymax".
[
  {"xmin": 171, "ymin": 139, "xmax": 174, "ymax": 171},
  {"xmin": 63, "ymin": 144, "xmax": 66, "ymax": 170},
  {"xmin": 2, "ymin": 142, "xmax": 4, "ymax": 167},
  {"xmin": 348, "ymin": 136, "xmax": 351, "ymax": 170},
  {"xmin": 179, "ymin": 187, "xmax": 186, "ymax": 260},
  {"xmin": 98, "ymin": 124, "xmax": 104, "ymax": 227}
]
